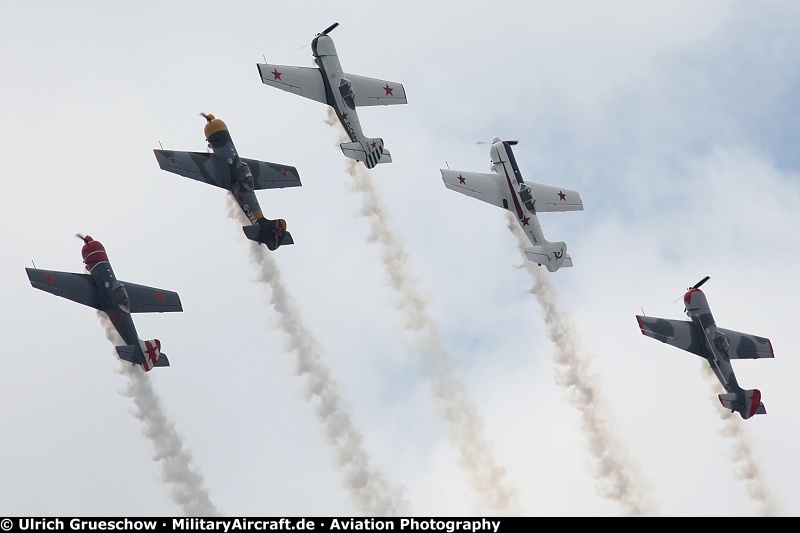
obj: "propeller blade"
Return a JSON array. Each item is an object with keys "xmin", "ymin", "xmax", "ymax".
[
  {"xmin": 692, "ymin": 276, "xmax": 710, "ymax": 289},
  {"xmin": 477, "ymin": 139, "xmax": 519, "ymax": 145},
  {"xmin": 75, "ymin": 233, "xmax": 87, "ymax": 242},
  {"xmin": 321, "ymin": 22, "xmax": 339, "ymax": 35},
  {"xmin": 199, "ymin": 112, "xmax": 211, "ymax": 122}
]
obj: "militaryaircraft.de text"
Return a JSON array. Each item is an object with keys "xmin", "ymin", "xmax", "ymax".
[
  {"xmin": 26, "ymin": 235, "xmax": 183, "ymax": 371},
  {"xmin": 637, "ymin": 276, "xmax": 774, "ymax": 419},
  {"xmin": 257, "ymin": 22, "xmax": 407, "ymax": 169},
  {"xmin": 154, "ymin": 114, "xmax": 301, "ymax": 250},
  {"xmin": 441, "ymin": 137, "xmax": 583, "ymax": 272}
]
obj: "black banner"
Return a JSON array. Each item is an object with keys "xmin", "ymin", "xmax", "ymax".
[{"xmin": 1, "ymin": 518, "xmax": 511, "ymax": 533}]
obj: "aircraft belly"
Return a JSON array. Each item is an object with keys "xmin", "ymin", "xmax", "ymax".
[{"xmin": 102, "ymin": 307, "xmax": 138, "ymax": 347}]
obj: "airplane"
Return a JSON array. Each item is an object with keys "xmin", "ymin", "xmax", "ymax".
[
  {"xmin": 440, "ymin": 137, "xmax": 583, "ymax": 272},
  {"xmin": 636, "ymin": 276, "xmax": 774, "ymax": 419},
  {"xmin": 257, "ymin": 22, "xmax": 407, "ymax": 169},
  {"xmin": 25, "ymin": 235, "xmax": 183, "ymax": 372},
  {"xmin": 154, "ymin": 114, "xmax": 301, "ymax": 250}
]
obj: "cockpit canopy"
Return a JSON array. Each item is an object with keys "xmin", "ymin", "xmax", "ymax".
[
  {"xmin": 713, "ymin": 330, "xmax": 730, "ymax": 354},
  {"xmin": 110, "ymin": 283, "xmax": 130, "ymax": 314},
  {"xmin": 519, "ymin": 184, "xmax": 535, "ymax": 212},
  {"xmin": 235, "ymin": 162, "xmax": 255, "ymax": 190},
  {"xmin": 338, "ymin": 78, "xmax": 355, "ymax": 110}
]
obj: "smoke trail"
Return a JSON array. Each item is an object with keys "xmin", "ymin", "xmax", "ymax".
[
  {"xmin": 328, "ymin": 109, "xmax": 521, "ymax": 516},
  {"xmin": 700, "ymin": 365, "xmax": 780, "ymax": 516},
  {"xmin": 97, "ymin": 312, "xmax": 223, "ymax": 516},
  {"xmin": 508, "ymin": 215, "xmax": 658, "ymax": 516},
  {"xmin": 227, "ymin": 198, "xmax": 408, "ymax": 517}
]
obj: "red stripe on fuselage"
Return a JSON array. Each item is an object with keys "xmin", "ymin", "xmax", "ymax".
[{"xmin": 499, "ymin": 160, "xmax": 524, "ymax": 220}]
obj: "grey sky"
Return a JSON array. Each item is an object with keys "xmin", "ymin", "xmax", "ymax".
[{"xmin": 1, "ymin": 0, "xmax": 798, "ymax": 517}]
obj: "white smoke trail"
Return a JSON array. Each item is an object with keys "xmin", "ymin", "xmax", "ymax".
[
  {"xmin": 227, "ymin": 198, "xmax": 408, "ymax": 517},
  {"xmin": 508, "ymin": 215, "xmax": 658, "ymax": 516},
  {"xmin": 97, "ymin": 312, "xmax": 223, "ymax": 517},
  {"xmin": 328, "ymin": 110, "xmax": 521, "ymax": 516},
  {"xmin": 700, "ymin": 365, "xmax": 780, "ymax": 516}
]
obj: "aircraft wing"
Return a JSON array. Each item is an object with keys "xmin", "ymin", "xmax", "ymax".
[
  {"xmin": 718, "ymin": 328, "xmax": 774, "ymax": 359},
  {"xmin": 256, "ymin": 63, "xmax": 327, "ymax": 105},
  {"xmin": 441, "ymin": 169, "xmax": 507, "ymax": 210},
  {"xmin": 526, "ymin": 181, "xmax": 583, "ymax": 212},
  {"xmin": 346, "ymin": 73, "xmax": 407, "ymax": 106},
  {"xmin": 153, "ymin": 150, "xmax": 229, "ymax": 190},
  {"xmin": 636, "ymin": 315, "xmax": 705, "ymax": 357},
  {"xmin": 240, "ymin": 158, "xmax": 302, "ymax": 190},
  {"xmin": 120, "ymin": 281, "xmax": 183, "ymax": 313},
  {"xmin": 25, "ymin": 268, "xmax": 102, "ymax": 310}
]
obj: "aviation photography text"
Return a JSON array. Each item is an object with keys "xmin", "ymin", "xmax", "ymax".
[{"xmin": 5, "ymin": 519, "xmax": 505, "ymax": 533}]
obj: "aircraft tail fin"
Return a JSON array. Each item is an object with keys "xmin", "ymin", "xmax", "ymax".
[
  {"xmin": 719, "ymin": 390, "xmax": 766, "ymax": 419},
  {"xmin": 243, "ymin": 218, "xmax": 293, "ymax": 250},
  {"xmin": 523, "ymin": 241, "xmax": 572, "ymax": 272},
  {"xmin": 340, "ymin": 139, "xmax": 391, "ymax": 169},
  {"xmin": 116, "ymin": 339, "xmax": 168, "ymax": 372}
]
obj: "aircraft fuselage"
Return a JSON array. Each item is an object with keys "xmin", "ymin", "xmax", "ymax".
[
  {"xmin": 206, "ymin": 128, "xmax": 264, "ymax": 225},
  {"xmin": 312, "ymin": 34, "xmax": 366, "ymax": 147},
  {"xmin": 684, "ymin": 289, "xmax": 742, "ymax": 396},
  {"xmin": 490, "ymin": 140, "xmax": 547, "ymax": 248},
  {"xmin": 88, "ymin": 261, "xmax": 140, "ymax": 347}
]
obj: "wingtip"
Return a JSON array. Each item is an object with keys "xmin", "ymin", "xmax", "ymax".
[{"xmin": 635, "ymin": 315, "xmax": 646, "ymax": 334}]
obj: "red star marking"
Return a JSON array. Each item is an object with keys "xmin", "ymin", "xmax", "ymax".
[
  {"xmin": 273, "ymin": 225, "xmax": 283, "ymax": 236},
  {"xmin": 558, "ymin": 191, "xmax": 566, "ymax": 201},
  {"xmin": 521, "ymin": 216, "xmax": 530, "ymax": 226},
  {"xmin": 237, "ymin": 194, "xmax": 244, "ymax": 204},
  {"xmin": 457, "ymin": 175, "xmax": 466, "ymax": 184},
  {"xmin": 341, "ymin": 112, "xmax": 348, "ymax": 120},
  {"xmin": 144, "ymin": 341, "xmax": 159, "ymax": 365},
  {"xmin": 169, "ymin": 155, "xmax": 177, "ymax": 164},
  {"xmin": 155, "ymin": 291, "xmax": 165, "ymax": 303},
  {"xmin": 112, "ymin": 313, "xmax": 122, "ymax": 325},
  {"xmin": 371, "ymin": 140, "xmax": 377, "ymax": 149},
  {"xmin": 281, "ymin": 168, "xmax": 288, "ymax": 178},
  {"xmin": 271, "ymin": 69, "xmax": 282, "ymax": 80},
  {"xmin": 383, "ymin": 84, "xmax": 394, "ymax": 96},
  {"xmin": 44, "ymin": 273, "xmax": 55, "ymax": 285}
]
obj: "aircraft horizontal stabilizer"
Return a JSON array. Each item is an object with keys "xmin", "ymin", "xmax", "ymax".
[
  {"xmin": 242, "ymin": 223, "xmax": 294, "ymax": 249},
  {"xmin": 341, "ymin": 140, "xmax": 391, "ymax": 169},
  {"xmin": 523, "ymin": 242, "xmax": 572, "ymax": 272},
  {"xmin": 242, "ymin": 224, "xmax": 261, "ymax": 241},
  {"xmin": 115, "ymin": 345, "xmax": 169, "ymax": 369},
  {"xmin": 719, "ymin": 390, "xmax": 766, "ymax": 419}
]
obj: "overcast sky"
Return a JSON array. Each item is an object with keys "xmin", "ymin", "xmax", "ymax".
[{"xmin": 1, "ymin": 0, "xmax": 799, "ymax": 518}]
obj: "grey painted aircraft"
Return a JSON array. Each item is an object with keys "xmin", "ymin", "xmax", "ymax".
[
  {"xmin": 26, "ymin": 235, "xmax": 182, "ymax": 371},
  {"xmin": 637, "ymin": 276, "xmax": 774, "ymax": 419},
  {"xmin": 257, "ymin": 22, "xmax": 407, "ymax": 169},
  {"xmin": 441, "ymin": 137, "xmax": 583, "ymax": 272},
  {"xmin": 154, "ymin": 114, "xmax": 301, "ymax": 250}
]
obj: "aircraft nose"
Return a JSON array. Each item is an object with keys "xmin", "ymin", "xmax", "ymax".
[{"xmin": 491, "ymin": 136, "xmax": 502, "ymax": 144}]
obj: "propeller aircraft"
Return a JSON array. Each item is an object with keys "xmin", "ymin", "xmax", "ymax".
[
  {"xmin": 441, "ymin": 137, "xmax": 583, "ymax": 272},
  {"xmin": 26, "ymin": 235, "xmax": 183, "ymax": 371},
  {"xmin": 257, "ymin": 22, "xmax": 407, "ymax": 169},
  {"xmin": 636, "ymin": 276, "xmax": 774, "ymax": 419},
  {"xmin": 154, "ymin": 114, "xmax": 301, "ymax": 250}
]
